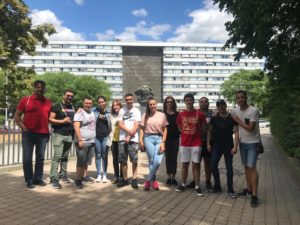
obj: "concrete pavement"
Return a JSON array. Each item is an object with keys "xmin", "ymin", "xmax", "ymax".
[{"xmin": 0, "ymin": 128, "xmax": 300, "ymax": 225}]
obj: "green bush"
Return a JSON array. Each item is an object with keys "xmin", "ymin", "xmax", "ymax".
[{"xmin": 0, "ymin": 115, "xmax": 5, "ymax": 126}]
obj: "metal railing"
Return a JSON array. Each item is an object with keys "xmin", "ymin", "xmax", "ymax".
[{"xmin": 0, "ymin": 121, "xmax": 76, "ymax": 167}]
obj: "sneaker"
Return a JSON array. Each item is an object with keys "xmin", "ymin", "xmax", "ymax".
[
  {"xmin": 96, "ymin": 175, "xmax": 102, "ymax": 183},
  {"xmin": 171, "ymin": 179, "xmax": 178, "ymax": 186},
  {"xmin": 176, "ymin": 184, "xmax": 186, "ymax": 192},
  {"xmin": 61, "ymin": 176, "xmax": 71, "ymax": 184},
  {"xmin": 152, "ymin": 180, "xmax": 159, "ymax": 190},
  {"xmin": 131, "ymin": 179, "xmax": 138, "ymax": 189},
  {"xmin": 213, "ymin": 186, "xmax": 222, "ymax": 193},
  {"xmin": 144, "ymin": 180, "xmax": 151, "ymax": 191},
  {"xmin": 228, "ymin": 192, "xmax": 237, "ymax": 199},
  {"xmin": 34, "ymin": 180, "xmax": 46, "ymax": 186},
  {"xmin": 27, "ymin": 181, "xmax": 35, "ymax": 189},
  {"xmin": 251, "ymin": 195, "xmax": 259, "ymax": 207},
  {"xmin": 50, "ymin": 180, "xmax": 62, "ymax": 189},
  {"xmin": 75, "ymin": 180, "xmax": 83, "ymax": 189},
  {"xmin": 166, "ymin": 178, "xmax": 172, "ymax": 185},
  {"xmin": 195, "ymin": 188, "xmax": 204, "ymax": 197},
  {"xmin": 206, "ymin": 182, "xmax": 214, "ymax": 193},
  {"xmin": 186, "ymin": 180, "xmax": 195, "ymax": 189},
  {"xmin": 238, "ymin": 188, "xmax": 252, "ymax": 197},
  {"xmin": 102, "ymin": 175, "xmax": 108, "ymax": 183},
  {"xmin": 117, "ymin": 179, "xmax": 129, "ymax": 188},
  {"xmin": 111, "ymin": 178, "xmax": 119, "ymax": 184},
  {"xmin": 82, "ymin": 176, "xmax": 94, "ymax": 183}
]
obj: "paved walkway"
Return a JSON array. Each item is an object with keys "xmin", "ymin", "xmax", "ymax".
[{"xmin": 0, "ymin": 128, "xmax": 300, "ymax": 225}]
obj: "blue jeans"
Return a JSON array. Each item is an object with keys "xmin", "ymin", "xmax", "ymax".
[
  {"xmin": 239, "ymin": 142, "xmax": 258, "ymax": 167},
  {"xmin": 211, "ymin": 144, "xmax": 234, "ymax": 193},
  {"xmin": 144, "ymin": 134, "xmax": 163, "ymax": 181},
  {"xmin": 22, "ymin": 131, "xmax": 49, "ymax": 183},
  {"xmin": 95, "ymin": 137, "xmax": 108, "ymax": 176}
]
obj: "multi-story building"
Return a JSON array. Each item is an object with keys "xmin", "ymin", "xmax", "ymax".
[{"xmin": 19, "ymin": 41, "xmax": 264, "ymax": 105}]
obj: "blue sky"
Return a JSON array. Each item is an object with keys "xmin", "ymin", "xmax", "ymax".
[{"xmin": 24, "ymin": 0, "xmax": 232, "ymax": 43}]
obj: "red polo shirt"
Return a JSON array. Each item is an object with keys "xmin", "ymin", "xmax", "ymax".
[{"xmin": 17, "ymin": 94, "xmax": 52, "ymax": 134}]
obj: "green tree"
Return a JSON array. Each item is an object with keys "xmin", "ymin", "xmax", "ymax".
[
  {"xmin": 213, "ymin": 0, "xmax": 300, "ymax": 157},
  {"xmin": 0, "ymin": 0, "xmax": 55, "ymax": 69},
  {"xmin": 36, "ymin": 72, "xmax": 112, "ymax": 108},
  {"xmin": 220, "ymin": 69, "xmax": 270, "ymax": 115}
]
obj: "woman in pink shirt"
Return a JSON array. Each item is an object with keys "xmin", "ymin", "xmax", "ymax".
[{"xmin": 140, "ymin": 97, "xmax": 168, "ymax": 191}]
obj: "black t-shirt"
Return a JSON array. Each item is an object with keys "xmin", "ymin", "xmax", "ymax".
[
  {"xmin": 96, "ymin": 111, "xmax": 110, "ymax": 139},
  {"xmin": 210, "ymin": 113, "xmax": 237, "ymax": 147},
  {"xmin": 165, "ymin": 112, "xmax": 180, "ymax": 140},
  {"xmin": 51, "ymin": 103, "xmax": 75, "ymax": 135}
]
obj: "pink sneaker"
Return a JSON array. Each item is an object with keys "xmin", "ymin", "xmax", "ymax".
[
  {"xmin": 152, "ymin": 180, "xmax": 159, "ymax": 190},
  {"xmin": 144, "ymin": 180, "xmax": 151, "ymax": 191}
]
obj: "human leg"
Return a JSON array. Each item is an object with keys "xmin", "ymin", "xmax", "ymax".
[
  {"xmin": 59, "ymin": 135, "xmax": 73, "ymax": 179},
  {"xmin": 22, "ymin": 131, "xmax": 35, "ymax": 184},
  {"xmin": 211, "ymin": 145, "xmax": 223, "ymax": 191},
  {"xmin": 33, "ymin": 133, "xmax": 49, "ymax": 183},
  {"xmin": 50, "ymin": 133, "xmax": 64, "ymax": 181},
  {"xmin": 223, "ymin": 147, "xmax": 234, "ymax": 193},
  {"xmin": 95, "ymin": 138, "xmax": 103, "ymax": 177}
]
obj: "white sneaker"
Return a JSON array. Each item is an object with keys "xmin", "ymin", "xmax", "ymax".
[
  {"xmin": 102, "ymin": 175, "xmax": 108, "ymax": 183},
  {"xmin": 96, "ymin": 175, "xmax": 102, "ymax": 183}
]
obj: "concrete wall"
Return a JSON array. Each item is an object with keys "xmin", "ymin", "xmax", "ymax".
[{"xmin": 122, "ymin": 46, "xmax": 163, "ymax": 102}]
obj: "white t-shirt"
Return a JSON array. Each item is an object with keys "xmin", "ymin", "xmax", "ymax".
[
  {"xmin": 73, "ymin": 110, "xmax": 96, "ymax": 143},
  {"xmin": 232, "ymin": 105, "xmax": 260, "ymax": 143},
  {"xmin": 117, "ymin": 107, "xmax": 141, "ymax": 143}
]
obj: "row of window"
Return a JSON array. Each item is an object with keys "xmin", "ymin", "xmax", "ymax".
[
  {"xmin": 164, "ymin": 77, "xmax": 227, "ymax": 81},
  {"xmin": 164, "ymin": 69, "xmax": 237, "ymax": 74},
  {"xmin": 21, "ymin": 59, "xmax": 122, "ymax": 65},
  {"xmin": 164, "ymin": 61, "xmax": 263, "ymax": 67},
  {"xmin": 164, "ymin": 46, "xmax": 237, "ymax": 52},
  {"xmin": 164, "ymin": 54, "xmax": 232, "ymax": 59},
  {"xmin": 164, "ymin": 84, "xmax": 220, "ymax": 89},
  {"xmin": 164, "ymin": 91, "xmax": 220, "ymax": 97},
  {"xmin": 49, "ymin": 44, "xmax": 121, "ymax": 50},
  {"xmin": 35, "ymin": 52, "xmax": 122, "ymax": 57},
  {"xmin": 34, "ymin": 67, "xmax": 122, "ymax": 73}
]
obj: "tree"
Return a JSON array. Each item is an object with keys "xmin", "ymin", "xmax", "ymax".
[
  {"xmin": 220, "ymin": 69, "xmax": 270, "ymax": 115},
  {"xmin": 36, "ymin": 72, "xmax": 112, "ymax": 108},
  {"xmin": 0, "ymin": 0, "xmax": 55, "ymax": 69},
  {"xmin": 213, "ymin": 0, "xmax": 300, "ymax": 158}
]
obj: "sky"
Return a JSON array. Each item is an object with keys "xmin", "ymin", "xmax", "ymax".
[{"xmin": 24, "ymin": 0, "xmax": 233, "ymax": 43}]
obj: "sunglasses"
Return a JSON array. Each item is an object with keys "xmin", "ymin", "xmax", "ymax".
[
  {"xmin": 166, "ymin": 101, "xmax": 173, "ymax": 104},
  {"xmin": 66, "ymin": 95, "xmax": 74, "ymax": 98}
]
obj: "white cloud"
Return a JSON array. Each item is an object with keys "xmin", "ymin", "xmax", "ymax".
[
  {"xmin": 168, "ymin": 0, "xmax": 232, "ymax": 43},
  {"xmin": 132, "ymin": 8, "xmax": 148, "ymax": 17},
  {"xmin": 30, "ymin": 9, "xmax": 85, "ymax": 41},
  {"xmin": 74, "ymin": 0, "xmax": 85, "ymax": 6},
  {"xmin": 96, "ymin": 21, "xmax": 171, "ymax": 41}
]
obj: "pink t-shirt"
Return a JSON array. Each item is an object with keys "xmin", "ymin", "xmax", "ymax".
[{"xmin": 141, "ymin": 111, "xmax": 169, "ymax": 134}]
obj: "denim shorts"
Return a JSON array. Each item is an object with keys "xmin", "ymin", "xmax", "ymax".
[
  {"xmin": 118, "ymin": 141, "xmax": 139, "ymax": 163},
  {"xmin": 239, "ymin": 142, "xmax": 258, "ymax": 168},
  {"xmin": 76, "ymin": 142, "xmax": 95, "ymax": 167}
]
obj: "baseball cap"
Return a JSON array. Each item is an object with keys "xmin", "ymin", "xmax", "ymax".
[{"xmin": 216, "ymin": 99, "xmax": 227, "ymax": 107}]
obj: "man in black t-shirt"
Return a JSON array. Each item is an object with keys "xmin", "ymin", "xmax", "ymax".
[
  {"xmin": 49, "ymin": 90, "xmax": 75, "ymax": 189},
  {"xmin": 207, "ymin": 99, "xmax": 239, "ymax": 198}
]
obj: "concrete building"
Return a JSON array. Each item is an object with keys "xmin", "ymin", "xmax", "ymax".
[{"xmin": 19, "ymin": 41, "xmax": 264, "ymax": 104}]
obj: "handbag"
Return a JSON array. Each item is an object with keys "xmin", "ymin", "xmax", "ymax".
[{"xmin": 257, "ymin": 141, "xmax": 264, "ymax": 154}]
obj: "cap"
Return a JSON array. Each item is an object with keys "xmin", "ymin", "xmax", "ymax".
[{"xmin": 216, "ymin": 99, "xmax": 227, "ymax": 107}]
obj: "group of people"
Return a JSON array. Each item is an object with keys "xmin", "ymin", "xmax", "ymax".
[{"xmin": 15, "ymin": 80, "xmax": 261, "ymax": 208}]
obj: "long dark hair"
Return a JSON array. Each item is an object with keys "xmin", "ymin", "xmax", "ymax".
[{"xmin": 163, "ymin": 96, "xmax": 177, "ymax": 113}]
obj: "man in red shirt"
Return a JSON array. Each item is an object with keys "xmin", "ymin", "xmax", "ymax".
[
  {"xmin": 14, "ymin": 80, "xmax": 52, "ymax": 188},
  {"xmin": 175, "ymin": 93, "xmax": 207, "ymax": 196}
]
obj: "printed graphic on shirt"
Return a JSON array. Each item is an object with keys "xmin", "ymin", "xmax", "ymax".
[{"xmin": 182, "ymin": 115, "xmax": 199, "ymax": 135}]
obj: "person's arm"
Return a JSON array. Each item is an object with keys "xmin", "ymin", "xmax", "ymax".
[
  {"xmin": 14, "ymin": 109, "xmax": 27, "ymax": 132},
  {"xmin": 232, "ymin": 115, "xmax": 256, "ymax": 132},
  {"xmin": 139, "ymin": 126, "xmax": 145, "ymax": 151},
  {"xmin": 207, "ymin": 124, "xmax": 213, "ymax": 152},
  {"xmin": 73, "ymin": 121, "xmax": 84, "ymax": 149},
  {"xmin": 159, "ymin": 126, "xmax": 167, "ymax": 153},
  {"xmin": 49, "ymin": 112, "xmax": 71, "ymax": 125},
  {"xmin": 231, "ymin": 125, "xmax": 239, "ymax": 155}
]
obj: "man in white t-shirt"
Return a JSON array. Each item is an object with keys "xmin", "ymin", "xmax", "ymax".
[
  {"xmin": 117, "ymin": 93, "xmax": 141, "ymax": 189},
  {"xmin": 232, "ymin": 90, "xmax": 260, "ymax": 207},
  {"xmin": 73, "ymin": 97, "xmax": 96, "ymax": 189}
]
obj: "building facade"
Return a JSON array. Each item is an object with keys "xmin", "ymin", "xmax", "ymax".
[{"xmin": 19, "ymin": 41, "xmax": 264, "ymax": 104}]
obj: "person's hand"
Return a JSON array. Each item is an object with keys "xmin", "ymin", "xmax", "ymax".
[
  {"xmin": 159, "ymin": 142, "xmax": 165, "ymax": 153},
  {"xmin": 78, "ymin": 140, "xmax": 85, "ymax": 149},
  {"xmin": 231, "ymin": 147, "xmax": 237, "ymax": 155},
  {"xmin": 128, "ymin": 130, "xmax": 136, "ymax": 136},
  {"xmin": 207, "ymin": 144, "xmax": 212, "ymax": 152},
  {"xmin": 124, "ymin": 135, "xmax": 130, "ymax": 144},
  {"xmin": 76, "ymin": 108, "xmax": 83, "ymax": 113},
  {"xmin": 140, "ymin": 141, "xmax": 145, "ymax": 152},
  {"xmin": 64, "ymin": 117, "xmax": 72, "ymax": 123}
]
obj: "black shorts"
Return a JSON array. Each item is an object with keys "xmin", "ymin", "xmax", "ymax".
[
  {"xmin": 118, "ymin": 141, "xmax": 139, "ymax": 163},
  {"xmin": 201, "ymin": 141, "xmax": 212, "ymax": 159}
]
